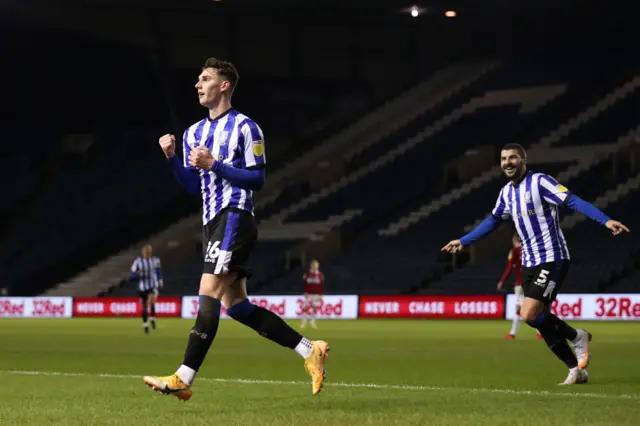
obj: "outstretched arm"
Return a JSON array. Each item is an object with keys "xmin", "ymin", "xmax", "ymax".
[
  {"xmin": 459, "ymin": 215, "xmax": 503, "ymax": 247},
  {"xmin": 441, "ymin": 215, "xmax": 503, "ymax": 254},
  {"xmin": 538, "ymin": 175, "xmax": 630, "ymax": 235},
  {"xmin": 442, "ymin": 188, "xmax": 510, "ymax": 254},
  {"xmin": 565, "ymin": 194, "xmax": 630, "ymax": 235},
  {"xmin": 565, "ymin": 194, "xmax": 609, "ymax": 225}
]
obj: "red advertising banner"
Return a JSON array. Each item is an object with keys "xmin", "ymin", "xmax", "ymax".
[
  {"xmin": 0, "ymin": 297, "xmax": 73, "ymax": 318},
  {"xmin": 73, "ymin": 297, "xmax": 182, "ymax": 317},
  {"xmin": 358, "ymin": 295, "xmax": 504, "ymax": 319},
  {"xmin": 506, "ymin": 294, "xmax": 640, "ymax": 320},
  {"xmin": 181, "ymin": 295, "xmax": 358, "ymax": 319}
]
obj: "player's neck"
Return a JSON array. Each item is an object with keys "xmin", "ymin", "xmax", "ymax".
[{"xmin": 208, "ymin": 98, "xmax": 232, "ymax": 120}]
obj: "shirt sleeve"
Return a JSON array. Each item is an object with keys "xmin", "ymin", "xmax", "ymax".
[
  {"xmin": 242, "ymin": 120, "xmax": 266, "ymax": 168},
  {"xmin": 491, "ymin": 187, "xmax": 511, "ymax": 220},
  {"xmin": 155, "ymin": 258, "xmax": 163, "ymax": 280},
  {"xmin": 183, "ymin": 130, "xmax": 197, "ymax": 171},
  {"xmin": 538, "ymin": 174, "xmax": 570, "ymax": 205},
  {"xmin": 130, "ymin": 258, "xmax": 139, "ymax": 273}
]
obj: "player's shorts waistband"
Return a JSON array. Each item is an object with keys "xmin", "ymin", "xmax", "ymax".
[{"xmin": 204, "ymin": 207, "xmax": 252, "ymax": 226}]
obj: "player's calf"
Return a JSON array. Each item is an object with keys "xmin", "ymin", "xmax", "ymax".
[
  {"xmin": 149, "ymin": 303, "xmax": 157, "ymax": 329},
  {"xmin": 526, "ymin": 310, "xmax": 579, "ymax": 370},
  {"xmin": 226, "ymin": 299, "xmax": 311, "ymax": 355},
  {"xmin": 141, "ymin": 306, "xmax": 149, "ymax": 334},
  {"xmin": 175, "ymin": 295, "xmax": 222, "ymax": 386}
]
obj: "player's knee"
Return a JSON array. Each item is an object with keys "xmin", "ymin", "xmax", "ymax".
[
  {"xmin": 199, "ymin": 273, "xmax": 235, "ymax": 299},
  {"xmin": 226, "ymin": 298, "xmax": 255, "ymax": 321},
  {"xmin": 520, "ymin": 307, "xmax": 536, "ymax": 322},
  {"xmin": 224, "ymin": 278, "xmax": 248, "ymax": 303},
  {"xmin": 523, "ymin": 309, "xmax": 544, "ymax": 327}
]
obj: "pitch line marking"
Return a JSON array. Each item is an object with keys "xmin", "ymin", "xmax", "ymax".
[{"xmin": 0, "ymin": 370, "xmax": 637, "ymax": 400}]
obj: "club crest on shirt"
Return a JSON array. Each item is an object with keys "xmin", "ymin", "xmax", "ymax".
[
  {"xmin": 524, "ymin": 191, "xmax": 532, "ymax": 203},
  {"xmin": 217, "ymin": 131, "xmax": 228, "ymax": 146},
  {"xmin": 253, "ymin": 140, "xmax": 264, "ymax": 157}
]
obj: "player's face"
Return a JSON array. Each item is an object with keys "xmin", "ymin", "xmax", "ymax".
[
  {"xmin": 310, "ymin": 261, "xmax": 319, "ymax": 271},
  {"xmin": 500, "ymin": 149, "xmax": 526, "ymax": 180},
  {"xmin": 142, "ymin": 245, "xmax": 152, "ymax": 258},
  {"xmin": 195, "ymin": 68, "xmax": 230, "ymax": 107}
]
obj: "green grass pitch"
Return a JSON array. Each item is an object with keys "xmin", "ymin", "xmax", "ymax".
[{"xmin": 0, "ymin": 318, "xmax": 638, "ymax": 425}]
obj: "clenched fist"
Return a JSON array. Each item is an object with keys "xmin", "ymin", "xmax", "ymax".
[
  {"xmin": 188, "ymin": 145, "xmax": 214, "ymax": 171},
  {"xmin": 159, "ymin": 134, "xmax": 176, "ymax": 159}
]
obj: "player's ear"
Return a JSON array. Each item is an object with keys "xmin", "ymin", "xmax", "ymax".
[{"xmin": 221, "ymin": 79, "xmax": 231, "ymax": 92}]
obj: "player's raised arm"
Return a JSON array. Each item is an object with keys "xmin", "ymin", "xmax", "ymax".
[
  {"xmin": 538, "ymin": 175, "xmax": 630, "ymax": 236},
  {"xmin": 163, "ymin": 132, "xmax": 201, "ymax": 194}
]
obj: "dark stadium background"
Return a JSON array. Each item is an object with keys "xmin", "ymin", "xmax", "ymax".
[{"xmin": 1, "ymin": 0, "xmax": 638, "ymax": 318}]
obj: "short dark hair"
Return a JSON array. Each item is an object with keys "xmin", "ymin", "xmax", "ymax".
[
  {"xmin": 501, "ymin": 143, "xmax": 526, "ymax": 159},
  {"xmin": 202, "ymin": 57, "xmax": 239, "ymax": 95}
]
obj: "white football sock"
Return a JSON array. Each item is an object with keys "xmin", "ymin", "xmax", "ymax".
[
  {"xmin": 294, "ymin": 337, "xmax": 314, "ymax": 358},
  {"xmin": 176, "ymin": 365, "xmax": 196, "ymax": 386},
  {"xmin": 510, "ymin": 315, "xmax": 522, "ymax": 335}
]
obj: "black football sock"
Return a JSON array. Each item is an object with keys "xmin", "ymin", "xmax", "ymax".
[
  {"xmin": 527, "ymin": 311, "xmax": 578, "ymax": 368},
  {"xmin": 227, "ymin": 299, "xmax": 305, "ymax": 349},
  {"xmin": 182, "ymin": 295, "xmax": 221, "ymax": 372},
  {"xmin": 150, "ymin": 304, "xmax": 156, "ymax": 318},
  {"xmin": 142, "ymin": 308, "xmax": 148, "ymax": 324},
  {"xmin": 546, "ymin": 312, "xmax": 578, "ymax": 341}
]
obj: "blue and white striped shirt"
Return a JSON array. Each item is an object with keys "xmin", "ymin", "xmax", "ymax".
[
  {"xmin": 183, "ymin": 109, "xmax": 265, "ymax": 225},
  {"xmin": 131, "ymin": 256, "xmax": 162, "ymax": 292},
  {"xmin": 492, "ymin": 171, "xmax": 571, "ymax": 267}
]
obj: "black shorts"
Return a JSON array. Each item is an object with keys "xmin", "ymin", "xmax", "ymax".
[
  {"xmin": 202, "ymin": 207, "xmax": 257, "ymax": 278},
  {"xmin": 138, "ymin": 289, "xmax": 158, "ymax": 302},
  {"xmin": 522, "ymin": 260, "xmax": 570, "ymax": 304}
]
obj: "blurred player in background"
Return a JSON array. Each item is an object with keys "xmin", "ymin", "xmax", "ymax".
[
  {"xmin": 144, "ymin": 57, "xmax": 329, "ymax": 400},
  {"xmin": 301, "ymin": 260, "xmax": 324, "ymax": 329},
  {"xmin": 442, "ymin": 143, "xmax": 629, "ymax": 385},
  {"xmin": 497, "ymin": 233, "xmax": 542, "ymax": 340},
  {"xmin": 130, "ymin": 244, "xmax": 163, "ymax": 334}
]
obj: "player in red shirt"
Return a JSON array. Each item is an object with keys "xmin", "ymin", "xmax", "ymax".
[
  {"xmin": 497, "ymin": 233, "xmax": 542, "ymax": 340},
  {"xmin": 301, "ymin": 260, "xmax": 324, "ymax": 329}
]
